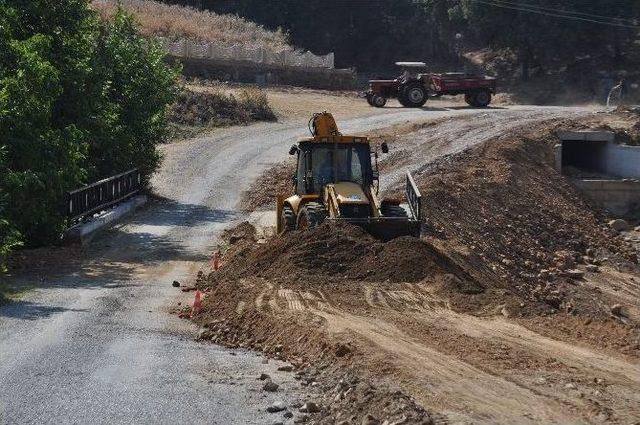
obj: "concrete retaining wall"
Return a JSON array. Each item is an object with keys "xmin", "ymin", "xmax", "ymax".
[
  {"xmin": 558, "ymin": 131, "xmax": 640, "ymax": 217},
  {"xmin": 602, "ymin": 144, "xmax": 640, "ymax": 178},
  {"xmin": 175, "ymin": 57, "xmax": 358, "ymax": 91},
  {"xmin": 572, "ymin": 179, "xmax": 640, "ymax": 217}
]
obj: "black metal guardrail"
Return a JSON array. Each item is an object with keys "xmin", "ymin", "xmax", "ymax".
[
  {"xmin": 65, "ymin": 169, "xmax": 142, "ymax": 221},
  {"xmin": 405, "ymin": 172, "xmax": 422, "ymax": 222}
]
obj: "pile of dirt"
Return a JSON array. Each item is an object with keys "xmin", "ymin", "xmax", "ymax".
[
  {"xmin": 239, "ymin": 160, "xmax": 295, "ymax": 211},
  {"xmin": 390, "ymin": 121, "xmax": 637, "ymax": 316},
  {"xmin": 210, "ymin": 222, "xmax": 478, "ymax": 290}
]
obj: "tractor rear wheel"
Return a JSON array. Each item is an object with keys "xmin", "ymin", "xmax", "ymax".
[
  {"xmin": 381, "ymin": 204, "xmax": 408, "ymax": 218},
  {"xmin": 281, "ymin": 205, "xmax": 296, "ymax": 232},
  {"xmin": 296, "ymin": 202, "xmax": 327, "ymax": 230},
  {"xmin": 402, "ymin": 84, "xmax": 428, "ymax": 108}
]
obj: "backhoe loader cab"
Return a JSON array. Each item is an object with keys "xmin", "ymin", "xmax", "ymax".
[{"xmin": 276, "ymin": 112, "xmax": 422, "ymax": 241}]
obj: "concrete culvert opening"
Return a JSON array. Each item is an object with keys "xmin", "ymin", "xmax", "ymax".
[
  {"xmin": 557, "ymin": 130, "xmax": 640, "ymax": 217},
  {"xmin": 561, "ymin": 139, "xmax": 609, "ymax": 176}
]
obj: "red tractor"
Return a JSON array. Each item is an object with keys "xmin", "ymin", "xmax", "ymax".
[{"xmin": 365, "ymin": 62, "xmax": 497, "ymax": 108}]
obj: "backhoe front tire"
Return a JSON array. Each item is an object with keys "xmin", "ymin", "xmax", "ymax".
[
  {"xmin": 281, "ymin": 205, "xmax": 296, "ymax": 232},
  {"xmin": 296, "ymin": 202, "xmax": 327, "ymax": 230}
]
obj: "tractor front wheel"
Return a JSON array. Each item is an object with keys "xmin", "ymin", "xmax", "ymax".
[{"xmin": 296, "ymin": 202, "xmax": 327, "ymax": 230}]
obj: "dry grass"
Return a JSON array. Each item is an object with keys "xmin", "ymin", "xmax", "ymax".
[
  {"xmin": 167, "ymin": 85, "xmax": 276, "ymax": 139},
  {"xmin": 92, "ymin": 0, "xmax": 291, "ymax": 50}
]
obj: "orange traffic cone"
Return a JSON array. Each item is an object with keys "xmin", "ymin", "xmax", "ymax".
[
  {"xmin": 191, "ymin": 290, "xmax": 203, "ymax": 318},
  {"xmin": 211, "ymin": 250, "xmax": 221, "ymax": 271}
]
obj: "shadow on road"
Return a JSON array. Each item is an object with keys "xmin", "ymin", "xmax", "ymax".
[
  {"xmin": 3, "ymin": 196, "xmax": 235, "ymax": 294},
  {"xmin": 446, "ymin": 105, "xmax": 508, "ymax": 110},
  {"xmin": 381, "ymin": 105, "xmax": 449, "ymax": 112},
  {"xmin": 0, "ymin": 299, "xmax": 88, "ymax": 320}
]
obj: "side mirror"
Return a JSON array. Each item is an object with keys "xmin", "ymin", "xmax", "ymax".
[
  {"xmin": 381, "ymin": 142, "xmax": 389, "ymax": 154},
  {"xmin": 289, "ymin": 145, "xmax": 299, "ymax": 155}
]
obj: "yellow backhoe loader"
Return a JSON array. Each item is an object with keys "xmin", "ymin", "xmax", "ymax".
[{"xmin": 276, "ymin": 112, "xmax": 422, "ymax": 241}]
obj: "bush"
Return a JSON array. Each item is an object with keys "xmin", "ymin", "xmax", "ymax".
[
  {"xmin": 169, "ymin": 87, "xmax": 275, "ymax": 127},
  {"xmin": 0, "ymin": 1, "xmax": 179, "ymax": 251}
]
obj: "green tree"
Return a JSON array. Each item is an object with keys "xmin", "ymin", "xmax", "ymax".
[
  {"xmin": 0, "ymin": 0, "xmax": 90, "ymax": 245},
  {"xmin": 0, "ymin": 147, "xmax": 22, "ymax": 272},
  {"xmin": 89, "ymin": 9, "xmax": 179, "ymax": 179},
  {"xmin": 421, "ymin": 0, "xmax": 640, "ymax": 80},
  {"xmin": 0, "ymin": 0, "xmax": 178, "ymax": 251}
]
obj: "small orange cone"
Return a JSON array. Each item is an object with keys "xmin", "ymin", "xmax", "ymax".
[
  {"xmin": 191, "ymin": 290, "xmax": 203, "ymax": 318},
  {"xmin": 211, "ymin": 250, "xmax": 221, "ymax": 271}
]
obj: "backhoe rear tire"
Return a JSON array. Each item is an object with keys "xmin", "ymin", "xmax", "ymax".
[
  {"xmin": 281, "ymin": 205, "xmax": 296, "ymax": 232},
  {"xmin": 296, "ymin": 202, "xmax": 327, "ymax": 230}
]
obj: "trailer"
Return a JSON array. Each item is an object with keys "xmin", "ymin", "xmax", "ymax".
[{"xmin": 365, "ymin": 62, "xmax": 497, "ymax": 108}]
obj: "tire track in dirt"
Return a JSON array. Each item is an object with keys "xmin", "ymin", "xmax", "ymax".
[
  {"xmin": 314, "ymin": 306, "xmax": 582, "ymax": 424},
  {"xmin": 263, "ymin": 283, "xmax": 639, "ymax": 424}
]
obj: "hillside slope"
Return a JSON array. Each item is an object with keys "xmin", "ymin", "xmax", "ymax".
[{"xmin": 92, "ymin": 0, "xmax": 291, "ymax": 50}]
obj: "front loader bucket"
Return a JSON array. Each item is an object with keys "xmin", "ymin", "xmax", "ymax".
[
  {"xmin": 364, "ymin": 219, "xmax": 420, "ymax": 242},
  {"xmin": 328, "ymin": 217, "xmax": 420, "ymax": 242}
]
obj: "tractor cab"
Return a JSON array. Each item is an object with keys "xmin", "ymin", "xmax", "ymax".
[{"xmin": 395, "ymin": 61, "xmax": 429, "ymax": 82}]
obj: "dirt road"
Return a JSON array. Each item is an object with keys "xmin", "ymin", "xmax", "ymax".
[{"xmin": 0, "ymin": 103, "xmax": 590, "ymax": 423}]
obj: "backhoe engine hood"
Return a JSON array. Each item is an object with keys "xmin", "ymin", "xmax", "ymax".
[{"xmin": 332, "ymin": 182, "xmax": 369, "ymax": 204}]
